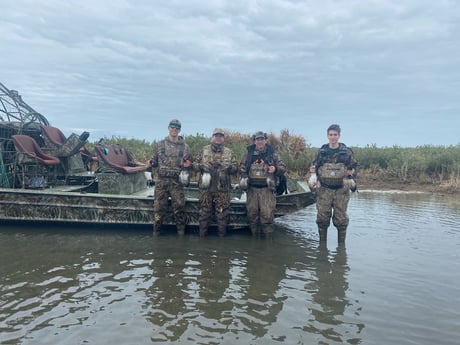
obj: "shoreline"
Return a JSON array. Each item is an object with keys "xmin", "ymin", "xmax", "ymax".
[{"xmin": 355, "ymin": 175, "xmax": 459, "ymax": 195}]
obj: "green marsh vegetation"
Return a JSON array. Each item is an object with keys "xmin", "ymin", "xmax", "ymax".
[{"xmin": 91, "ymin": 131, "xmax": 459, "ymax": 193}]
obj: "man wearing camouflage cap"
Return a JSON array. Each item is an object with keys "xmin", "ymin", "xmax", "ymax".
[
  {"xmin": 194, "ymin": 128, "xmax": 238, "ymax": 237},
  {"xmin": 239, "ymin": 131, "xmax": 286, "ymax": 236},
  {"xmin": 146, "ymin": 119, "xmax": 193, "ymax": 235}
]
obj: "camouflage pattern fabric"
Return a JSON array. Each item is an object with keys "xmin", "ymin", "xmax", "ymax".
[
  {"xmin": 315, "ymin": 184, "xmax": 351, "ymax": 230},
  {"xmin": 153, "ymin": 177, "xmax": 186, "ymax": 231},
  {"xmin": 195, "ymin": 144, "xmax": 238, "ymax": 192},
  {"xmin": 246, "ymin": 187, "xmax": 276, "ymax": 234},
  {"xmin": 199, "ymin": 190, "xmax": 231, "ymax": 236},
  {"xmin": 239, "ymin": 144, "xmax": 287, "ymax": 183},
  {"xmin": 45, "ymin": 133, "xmax": 86, "ymax": 157},
  {"xmin": 313, "ymin": 142, "xmax": 357, "ymax": 234},
  {"xmin": 151, "ymin": 136, "xmax": 191, "ymax": 233},
  {"xmin": 240, "ymin": 143, "xmax": 286, "ymax": 235},
  {"xmin": 195, "ymin": 143, "xmax": 237, "ymax": 236},
  {"xmin": 151, "ymin": 137, "xmax": 192, "ymax": 178}
]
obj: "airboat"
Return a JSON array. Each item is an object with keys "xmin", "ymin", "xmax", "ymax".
[{"xmin": 0, "ymin": 82, "xmax": 315, "ymax": 231}]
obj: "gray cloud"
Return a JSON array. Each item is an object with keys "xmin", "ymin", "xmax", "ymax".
[{"xmin": 1, "ymin": 0, "xmax": 459, "ymax": 146}]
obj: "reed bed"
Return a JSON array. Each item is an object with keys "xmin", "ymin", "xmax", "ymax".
[{"xmin": 91, "ymin": 132, "xmax": 460, "ymax": 193}]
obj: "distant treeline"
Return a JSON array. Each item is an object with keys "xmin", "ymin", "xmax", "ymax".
[{"xmin": 92, "ymin": 130, "xmax": 460, "ymax": 189}]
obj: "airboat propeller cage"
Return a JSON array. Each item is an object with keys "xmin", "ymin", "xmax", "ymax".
[{"xmin": 0, "ymin": 82, "xmax": 49, "ymax": 126}]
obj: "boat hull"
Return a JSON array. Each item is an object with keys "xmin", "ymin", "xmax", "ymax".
[{"xmin": 0, "ymin": 181, "xmax": 315, "ymax": 230}]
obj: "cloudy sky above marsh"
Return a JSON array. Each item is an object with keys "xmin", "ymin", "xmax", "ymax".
[{"xmin": 1, "ymin": 0, "xmax": 459, "ymax": 147}]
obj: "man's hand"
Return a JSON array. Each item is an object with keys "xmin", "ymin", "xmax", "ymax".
[{"xmin": 183, "ymin": 159, "xmax": 192, "ymax": 168}]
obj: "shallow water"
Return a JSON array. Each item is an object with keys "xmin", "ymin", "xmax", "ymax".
[{"xmin": 1, "ymin": 191, "xmax": 459, "ymax": 345}]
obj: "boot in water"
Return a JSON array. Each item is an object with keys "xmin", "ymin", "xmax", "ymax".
[
  {"xmin": 318, "ymin": 227, "xmax": 328, "ymax": 242},
  {"xmin": 337, "ymin": 228, "xmax": 347, "ymax": 243}
]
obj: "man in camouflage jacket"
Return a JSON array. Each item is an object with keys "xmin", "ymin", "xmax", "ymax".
[
  {"xmin": 194, "ymin": 128, "xmax": 238, "ymax": 237},
  {"xmin": 147, "ymin": 119, "xmax": 192, "ymax": 235},
  {"xmin": 310, "ymin": 124, "xmax": 357, "ymax": 243}
]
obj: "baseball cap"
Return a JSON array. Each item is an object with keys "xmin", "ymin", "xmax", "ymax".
[
  {"xmin": 254, "ymin": 131, "xmax": 266, "ymax": 140},
  {"xmin": 169, "ymin": 119, "xmax": 181, "ymax": 128},
  {"xmin": 212, "ymin": 128, "xmax": 225, "ymax": 136}
]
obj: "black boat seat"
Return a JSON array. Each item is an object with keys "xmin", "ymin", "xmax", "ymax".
[{"xmin": 11, "ymin": 135, "xmax": 61, "ymax": 166}]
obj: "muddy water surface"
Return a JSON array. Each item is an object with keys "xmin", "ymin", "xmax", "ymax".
[{"xmin": 1, "ymin": 191, "xmax": 459, "ymax": 345}]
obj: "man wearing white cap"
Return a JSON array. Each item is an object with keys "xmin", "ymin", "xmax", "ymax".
[{"xmin": 194, "ymin": 128, "xmax": 238, "ymax": 237}]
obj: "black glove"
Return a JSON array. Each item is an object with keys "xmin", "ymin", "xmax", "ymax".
[{"xmin": 221, "ymin": 164, "xmax": 232, "ymax": 173}]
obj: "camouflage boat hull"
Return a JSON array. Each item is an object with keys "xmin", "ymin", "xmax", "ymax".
[{"xmin": 0, "ymin": 180, "xmax": 315, "ymax": 230}]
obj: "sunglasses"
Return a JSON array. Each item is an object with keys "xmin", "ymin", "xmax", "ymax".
[{"xmin": 169, "ymin": 124, "xmax": 181, "ymax": 129}]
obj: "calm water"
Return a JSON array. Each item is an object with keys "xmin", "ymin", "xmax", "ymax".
[{"xmin": 1, "ymin": 191, "xmax": 459, "ymax": 345}]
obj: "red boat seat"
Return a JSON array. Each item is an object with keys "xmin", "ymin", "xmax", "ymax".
[
  {"xmin": 40, "ymin": 125, "xmax": 67, "ymax": 146},
  {"xmin": 11, "ymin": 135, "xmax": 61, "ymax": 165},
  {"xmin": 94, "ymin": 144, "xmax": 146, "ymax": 174},
  {"xmin": 40, "ymin": 125, "xmax": 92, "ymax": 157}
]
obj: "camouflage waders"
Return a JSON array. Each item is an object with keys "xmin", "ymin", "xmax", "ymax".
[
  {"xmin": 195, "ymin": 142, "xmax": 238, "ymax": 237},
  {"xmin": 316, "ymin": 185, "xmax": 350, "ymax": 242},
  {"xmin": 313, "ymin": 141, "xmax": 357, "ymax": 243},
  {"xmin": 150, "ymin": 136, "xmax": 192, "ymax": 235},
  {"xmin": 199, "ymin": 190, "xmax": 231, "ymax": 237},
  {"xmin": 246, "ymin": 187, "xmax": 276, "ymax": 236},
  {"xmin": 153, "ymin": 177, "xmax": 186, "ymax": 235},
  {"xmin": 239, "ymin": 142, "xmax": 286, "ymax": 237}
]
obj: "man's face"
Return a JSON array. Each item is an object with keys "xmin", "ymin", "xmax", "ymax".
[
  {"xmin": 168, "ymin": 123, "xmax": 181, "ymax": 137},
  {"xmin": 212, "ymin": 133, "xmax": 224, "ymax": 144},
  {"xmin": 327, "ymin": 130, "xmax": 340, "ymax": 145},
  {"xmin": 255, "ymin": 137, "xmax": 266, "ymax": 150}
]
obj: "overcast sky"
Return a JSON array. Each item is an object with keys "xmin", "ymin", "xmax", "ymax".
[{"xmin": 2, "ymin": 0, "xmax": 459, "ymax": 147}]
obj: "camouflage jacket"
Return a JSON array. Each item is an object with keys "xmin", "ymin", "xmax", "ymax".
[
  {"xmin": 313, "ymin": 143, "xmax": 357, "ymax": 171},
  {"xmin": 195, "ymin": 143, "xmax": 238, "ymax": 192},
  {"xmin": 151, "ymin": 137, "xmax": 192, "ymax": 178},
  {"xmin": 239, "ymin": 144, "xmax": 286, "ymax": 186}
]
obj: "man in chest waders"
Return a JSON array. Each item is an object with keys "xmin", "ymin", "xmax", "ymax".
[
  {"xmin": 146, "ymin": 119, "xmax": 192, "ymax": 235},
  {"xmin": 239, "ymin": 131, "xmax": 286, "ymax": 237},
  {"xmin": 194, "ymin": 128, "xmax": 238, "ymax": 237},
  {"xmin": 309, "ymin": 124, "xmax": 357, "ymax": 243}
]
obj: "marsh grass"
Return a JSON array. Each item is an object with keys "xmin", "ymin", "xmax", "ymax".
[{"xmin": 90, "ymin": 133, "xmax": 460, "ymax": 193}]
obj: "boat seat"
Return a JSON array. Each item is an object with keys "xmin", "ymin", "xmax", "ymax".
[
  {"xmin": 40, "ymin": 125, "xmax": 67, "ymax": 147},
  {"xmin": 11, "ymin": 135, "xmax": 61, "ymax": 166},
  {"xmin": 11, "ymin": 134, "xmax": 61, "ymax": 188},
  {"xmin": 40, "ymin": 125, "xmax": 98, "ymax": 175},
  {"xmin": 40, "ymin": 125, "xmax": 89, "ymax": 157},
  {"xmin": 94, "ymin": 144, "xmax": 147, "ymax": 174}
]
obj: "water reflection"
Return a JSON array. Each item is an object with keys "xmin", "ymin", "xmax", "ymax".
[
  {"xmin": 143, "ymin": 236, "xmax": 291, "ymax": 343},
  {"xmin": 305, "ymin": 244, "xmax": 363, "ymax": 344},
  {"xmin": 1, "ymin": 191, "xmax": 459, "ymax": 344},
  {"xmin": 0, "ymin": 227, "xmax": 365, "ymax": 344}
]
